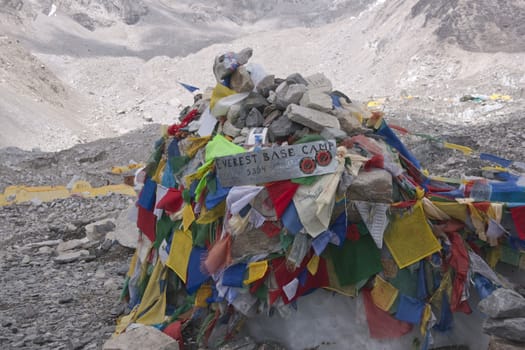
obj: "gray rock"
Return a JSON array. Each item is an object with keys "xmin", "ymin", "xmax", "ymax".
[
  {"xmin": 305, "ymin": 73, "xmax": 333, "ymax": 92},
  {"xmin": 38, "ymin": 246, "xmax": 54, "ymax": 254},
  {"xmin": 263, "ymin": 107, "xmax": 282, "ymax": 127},
  {"xmin": 483, "ymin": 318, "xmax": 525, "ymax": 343},
  {"xmin": 54, "ymin": 250, "xmax": 90, "ymax": 264},
  {"xmin": 104, "ymin": 278, "xmax": 120, "ymax": 291},
  {"xmin": 286, "ymin": 104, "xmax": 340, "ymax": 131},
  {"xmin": 21, "ymin": 255, "xmax": 30, "ymax": 264},
  {"xmin": 299, "ymin": 89, "xmax": 333, "ymax": 112},
  {"xmin": 335, "ymin": 109, "xmax": 365, "ymax": 135},
  {"xmin": 285, "ymin": 73, "xmax": 308, "ymax": 85},
  {"xmin": 256, "ymin": 75, "xmax": 276, "ymax": 97},
  {"xmin": 58, "ymin": 296, "xmax": 74, "ymax": 304},
  {"xmin": 275, "ymin": 82, "xmax": 307, "ymax": 110},
  {"xmin": 236, "ymin": 93, "xmax": 269, "ymax": 128},
  {"xmin": 85, "ymin": 219, "xmax": 116, "ymax": 242},
  {"xmin": 245, "ymin": 108, "xmax": 264, "ymax": 127},
  {"xmin": 218, "ymin": 336, "xmax": 258, "ymax": 350},
  {"xmin": 243, "ymin": 92, "xmax": 269, "ymax": 111},
  {"xmin": 22, "ymin": 239, "xmax": 62, "ymax": 249},
  {"xmin": 479, "ymin": 288, "xmax": 525, "ymax": 319},
  {"xmin": 57, "ymin": 238, "xmax": 90, "ymax": 252},
  {"xmin": 347, "ymin": 169, "xmax": 393, "ymax": 203},
  {"xmin": 268, "ymin": 115, "xmax": 300, "ymax": 142},
  {"xmin": 321, "ymin": 127, "xmax": 348, "ymax": 141},
  {"xmin": 226, "ymin": 104, "xmax": 242, "ymax": 124},
  {"xmin": 230, "ymin": 66, "xmax": 254, "ymax": 93},
  {"xmin": 222, "ymin": 120, "xmax": 242, "ymax": 138},
  {"xmin": 233, "ymin": 136, "xmax": 247, "ymax": 145},
  {"xmin": 95, "ymin": 267, "xmax": 106, "ymax": 279},
  {"xmin": 103, "ymin": 326, "xmax": 179, "ymax": 350},
  {"xmin": 488, "ymin": 336, "xmax": 525, "ymax": 349}
]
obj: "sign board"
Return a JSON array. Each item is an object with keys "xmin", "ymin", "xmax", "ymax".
[{"xmin": 216, "ymin": 140, "xmax": 338, "ymax": 187}]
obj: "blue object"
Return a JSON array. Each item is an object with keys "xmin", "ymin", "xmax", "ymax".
[
  {"xmin": 312, "ymin": 230, "xmax": 332, "ymax": 256},
  {"xmin": 205, "ymin": 176, "xmax": 231, "ymax": 210},
  {"xmin": 417, "ymin": 260, "xmax": 428, "ymax": 300},
  {"xmin": 490, "ymin": 181, "xmax": 525, "ymax": 203},
  {"xmin": 281, "ymin": 202, "xmax": 303, "ymax": 235},
  {"xmin": 479, "ymin": 153, "xmax": 513, "ymax": 168},
  {"xmin": 178, "ymin": 81, "xmax": 200, "ymax": 93},
  {"xmin": 161, "ymin": 161, "xmax": 177, "ymax": 188},
  {"xmin": 222, "ymin": 263, "xmax": 247, "ymax": 288},
  {"xmin": 375, "ymin": 120, "xmax": 421, "ymax": 169},
  {"xmin": 167, "ymin": 139, "xmax": 181, "ymax": 158},
  {"xmin": 395, "ymin": 294, "xmax": 426, "ymax": 324},
  {"xmin": 137, "ymin": 177, "xmax": 157, "ymax": 211},
  {"xmin": 473, "ymin": 274, "xmax": 496, "ymax": 300},
  {"xmin": 434, "ymin": 294, "xmax": 453, "ymax": 332},
  {"xmin": 330, "ymin": 213, "xmax": 347, "ymax": 246},
  {"xmin": 185, "ymin": 247, "xmax": 210, "ymax": 294}
]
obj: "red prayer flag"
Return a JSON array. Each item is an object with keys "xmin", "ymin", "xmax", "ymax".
[
  {"xmin": 137, "ymin": 206, "xmax": 157, "ymax": 242},
  {"xmin": 265, "ymin": 181, "xmax": 300, "ymax": 218},
  {"xmin": 362, "ymin": 289, "xmax": 412, "ymax": 339}
]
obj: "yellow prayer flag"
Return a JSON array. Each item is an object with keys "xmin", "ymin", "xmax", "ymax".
[
  {"xmin": 182, "ymin": 204, "xmax": 195, "ymax": 232},
  {"xmin": 432, "ymin": 201, "xmax": 468, "ymax": 222},
  {"xmin": 244, "ymin": 260, "xmax": 268, "ymax": 285},
  {"xmin": 152, "ymin": 158, "xmax": 166, "ymax": 184},
  {"xmin": 166, "ymin": 230, "xmax": 193, "ymax": 283},
  {"xmin": 195, "ymin": 285, "xmax": 212, "ymax": 308},
  {"xmin": 443, "ymin": 142, "xmax": 473, "ymax": 156},
  {"xmin": 420, "ymin": 304, "xmax": 432, "ymax": 335},
  {"xmin": 384, "ymin": 201, "xmax": 442, "ymax": 269},
  {"xmin": 196, "ymin": 201, "xmax": 226, "ymax": 224},
  {"xmin": 135, "ymin": 260, "xmax": 168, "ymax": 325},
  {"xmin": 210, "ymin": 83, "xmax": 236, "ymax": 110},
  {"xmin": 307, "ymin": 255, "xmax": 320, "ymax": 276},
  {"xmin": 371, "ymin": 275, "xmax": 399, "ymax": 312}
]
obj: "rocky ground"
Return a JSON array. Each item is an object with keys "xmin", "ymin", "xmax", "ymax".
[
  {"xmin": 0, "ymin": 125, "xmax": 160, "ymax": 350},
  {"xmin": 0, "ymin": 195, "xmax": 133, "ymax": 350}
]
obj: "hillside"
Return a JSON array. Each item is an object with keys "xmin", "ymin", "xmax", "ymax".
[{"xmin": 1, "ymin": 0, "xmax": 523, "ymax": 151}]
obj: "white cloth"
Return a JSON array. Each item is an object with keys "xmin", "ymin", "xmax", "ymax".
[
  {"xmin": 293, "ymin": 160, "xmax": 344, "ymax": 237},
  {"xmin": 353, "ymin": 200, "xmax": 389, "ymax": 249}
]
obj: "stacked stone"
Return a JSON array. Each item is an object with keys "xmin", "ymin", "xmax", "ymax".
[{"xmin": 479, "ymin": 288, "xmax": 525, "ymax": 349}]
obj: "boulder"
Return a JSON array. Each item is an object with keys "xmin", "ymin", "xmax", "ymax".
[
  {"xmin": 478, "ymin": 288, "xmax": 525, "ymax": 319},
  {"xmin": 346, "ymin": 168, "xmax": 393, "ymax": 203},
  {"xmin": 300, "ymin": 89, "xmax": 333, "ymax": 112},
  {"xmin": 268, "ymin": 115, "xmax": 302, "ymax": 143},
  {"xmin": 488, "ymin": 337, "xmax": 525, "ymax": 350},
  {"xmin": 275, "ymin": 82, "xmax": 307, "ymax": 110},
  {"xmin": 305, "ymin": 73, "xmax": 332, "ymax": 92},
  {"xmin": 103, "ymin": 326, "xmax": 179, "ymax": 350},
  {"xmin": 256, "ymin": 75, "xmax": 276, "ymax": 97},
  {"xmin": 246, "ymin": 108, "xmax": 264, "ymax": 127},
  {"xmin": 286, "ymin": 104, "xmax": 340, "ymax": 132},
  {"xmin": 483, "ymin": 318, "xmax": 525, "ymax": 343},
  {"xmin": 222, "ymin": 120, "xmax": 242, "ymax": 138},
  {"xmin": 230, "ymin": 66, "xmax": 254, "ymax": 93},
  {"xmin": 56, "ymin": 237, "xmax": 90, "ymax": 252},
  {"xmin": 85, "ymin": 219, "xmax": 116, "ymax": 242},
  {"xmin": 54, "ymin": 249, "xmax": 90, "ymax": 264},
  {"xmin": 105, "ymin": 208, "xmax": 138, "ymax": 249},
  {"xmin": 321, "ymin": 127, "xmax": 347, "ymax": 141}
]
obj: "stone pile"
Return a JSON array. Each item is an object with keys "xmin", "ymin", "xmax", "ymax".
[
  {"xmin": 111, "ymin": 48, "xmax": 525, "ymax": 350},
  {"xmin": 208, "ymin": 48, "xmax": 369, "ymax": 148}
]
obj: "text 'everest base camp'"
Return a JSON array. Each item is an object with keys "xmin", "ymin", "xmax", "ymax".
[{"xmin": 96, "ymin": 48, "xmax": 525, "ymax": 350}]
